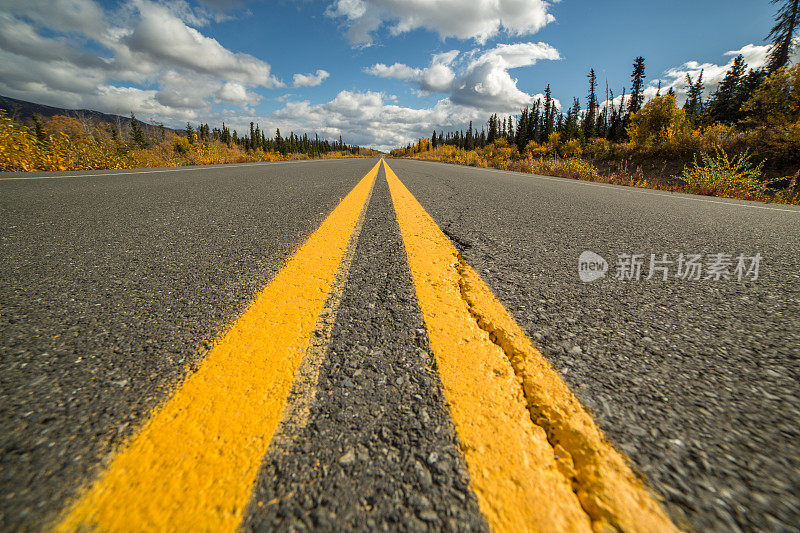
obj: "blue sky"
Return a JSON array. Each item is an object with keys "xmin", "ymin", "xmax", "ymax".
[{"xmin": 0, "ymin": 0, "xmax": 786, "ymax": 150}]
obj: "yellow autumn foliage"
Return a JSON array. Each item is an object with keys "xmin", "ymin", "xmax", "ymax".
[{"xmin": 0, "ymin": 110, "xmax": 364, "ymax": 172}]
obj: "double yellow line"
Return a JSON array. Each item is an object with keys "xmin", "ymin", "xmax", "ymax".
[{"xmin": 56, "ymin": 159, "xmax": 678, "ymax": 532}]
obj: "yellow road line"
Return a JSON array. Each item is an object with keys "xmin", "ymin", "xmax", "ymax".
[
  {"xmin": 55, "ymin": 160, "xmax": 381, "ymax": 533},
  {"xmin": 384, "ymin": 159, "xmax": 678, "ymax": 533}
]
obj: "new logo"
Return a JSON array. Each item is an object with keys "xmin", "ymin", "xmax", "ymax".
[{"xmin": 578, "ymin": 251, "xmax": 608, "ymax": 282}]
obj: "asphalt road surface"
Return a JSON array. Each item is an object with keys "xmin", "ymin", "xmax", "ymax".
[{"xmin": 1, "ymin": 158, "xmax": 799, "ymax": 532}]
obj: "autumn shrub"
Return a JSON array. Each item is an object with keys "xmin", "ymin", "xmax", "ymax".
[
  {"xmin": 0, "ymin": 110, "xmax": 132, "ymax": 171},
  {"xmin": 675, "ymin": 146, "xmax": 773, "ymax": 198},
  {"xmin": 478, "ymin": 138, "xmax": 517, "ymax": 169},
  {"xmin": 628, "ymin": 94, "xmax": 690, "ymax": 148},
  {"xmin": 522, "ymin": 157, "xmax": 601, "ymax": 181},
  {"xmin": 741, "ymin": 64, "xmax": 800, "ymax": 128},
  {"xmin": 582, "ymin": 138, "xmax": 613, "ymax": 159},
  {"xmin": 524, "ymin": 140, "xmax": 548, "ymax": 158},
  {"xmin": 559, "ymin": 138, "xmax": 583, "ymax": 158}
]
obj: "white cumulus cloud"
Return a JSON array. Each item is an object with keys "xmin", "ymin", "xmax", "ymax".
[
  {"xmin": 292, "ymin": 69, "xmax": 331, "ymax": 88},
  {"xmin": 365, "ymin": 42, "xmax": 560, "ymax": 111},
  {"xmin": 0, "ymin": 0, "xmax": 282, "ymax": 123},
  {"xmin": 327, "ymin": 0, "xmax": 556, "ymax": 46}
]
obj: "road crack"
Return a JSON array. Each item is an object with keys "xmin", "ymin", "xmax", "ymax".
[{"xmin": 453, "ymin": 252, "xmax": 679, "ymax": 533}]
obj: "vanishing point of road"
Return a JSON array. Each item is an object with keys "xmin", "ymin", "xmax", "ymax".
[{"xmin": 1, "ymin": 158, "xmax": 798, "ymax": 532}]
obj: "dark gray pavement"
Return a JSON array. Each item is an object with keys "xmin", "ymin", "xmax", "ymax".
[
  {"xmin": 3, "ymin": 157, "xmax": 800, "ymax": 532},
  {"xmin": 0, "ymin": 158, "xmax": 377, "ymax": 530},
  {"xmin": 241, "ymin": 168, "xmax": 486, "ymax": 532},
  {"xmin": 389, "ymin": 158, "xmax": 800, "ymax": 532}
]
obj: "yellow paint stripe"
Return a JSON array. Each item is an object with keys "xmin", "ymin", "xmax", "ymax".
[
  {"xmin": 384, "ymin": 159, "xmax": 678, "ymax": 533},
  {"xmin": 56, "ymin": 160, "xmax": 381, "ymax": 533}
]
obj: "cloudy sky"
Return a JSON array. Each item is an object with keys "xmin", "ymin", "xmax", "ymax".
[{"xmin": 0, "ymin": 0, "xmax": 784, "ymax": 151}]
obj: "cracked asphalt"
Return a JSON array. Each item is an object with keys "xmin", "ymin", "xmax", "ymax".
[
  {"xmin": 2, "ymin": 157, "xmax": 799, "ymax": 532},
  {"xmin": 388, "ymin": 158, "xmax": 800, "ymax": 532},
  {"xmin": 241, "ymin": 168, "xmax": 487, "ymax": 532}
]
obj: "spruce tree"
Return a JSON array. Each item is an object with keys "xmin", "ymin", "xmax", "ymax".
[
  {"xmin": 708, "ymin": 55, "xmax": 748, "ymax": 123},
  {"xmin": 684, "ymin": 70, "xmax": 705, "ymax": 121},
  {"xmin": 529, "ymin": 101, "xmax": 540, "ymax": 143},
  {"xmin": 628, "ymin": 56, "xmax": 646, "ymax": 114},
  {"xmin": 32, "ymin": 115, "xmax": 46, "ymax": 144},
  {"xmin": 583, "ymin": 69, "xmax": 598, "ymax": 139},
  {"xmin": 542, "ymin": 85, "xmax": 555, "ymax": 139},
  {"xmin": 563, "ymin": 98, "xmax": 580, "ymax": 141},
  {"xmin": 130, "ymin": 113, "xmax": 147, "ymax": 149},
  {"xmin": 487, "ymin": 114, "xmax": 498, "ymax": 143},
  {"xmin": 766, "ymin": 0, "xmax": 800, "ymax": 73},
  {"xmin": 516, "ymin": 107, "xmax": 530, "ymax": 153}
]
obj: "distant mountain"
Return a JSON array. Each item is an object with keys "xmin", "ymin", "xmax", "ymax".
[{"xmin": 0, "ymin": 95, "xmax": 183, "ymax": 135}]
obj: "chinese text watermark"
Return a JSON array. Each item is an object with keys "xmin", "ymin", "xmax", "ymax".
[{"xmin": 579, "ymin": 251, "xmax": 762, "ymax": 283}]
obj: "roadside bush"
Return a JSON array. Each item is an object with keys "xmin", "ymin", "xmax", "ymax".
[
  {"xmin": 675, "ymin": 146, "xmax": 772, "ymax": 198},
  {"xmin": 559, "ymin": 138, "xmax": 583, "ymax": 158},
  {"xmin": 524, "ymin": 140, "xmax": 548, "ymax": 158},
  {"xmin": 479, "ymin": 138, "xmax": 517, "ymax": 169},
  {"xmin": 628, "ymin": 94, "xmax": 690, "ymax": 147},
  {"xmin": 582, "ymin": 138, "xmax": 613, "ymax": 159}
]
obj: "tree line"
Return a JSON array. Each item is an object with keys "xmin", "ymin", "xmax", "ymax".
[
  {"xmin": 415, "ymin": 0, "xmax": 798, "ymax": 156},
  {"xmin": 121, "ymin": 114, "xmax": 358, "ymax": 156},
  {"xmin": 186, "ymin": 121, "xmax": 357, "ymax": 156}
]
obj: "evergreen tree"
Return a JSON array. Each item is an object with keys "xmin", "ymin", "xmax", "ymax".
[
  {"xmin": 607, "ymin": 88, "xmax": 627, "ymax": 142},
  {"xmin": 487, "ymin": 114, "xmax": 498, "ymax": 143},
  {"xmin": 542, "ymin": 85, "xmax": 555, "ymax": 139},
  {"xmin": 186, "ymin": 122, "xmax": 195, "ymax": 144},
  {"xmin": 563, "ymin": 98, "xmax": 580, "ymax": 141},
  {"xmin": 431, "ymin": 129, "xmax": 437, "ymax": 148},
  {"xmin": 683, "ymin": 70, "xmax": 705, "ymax": 121},
  {"xmin": 130, "ymin": 113, "xmax": 148, "ymax": 149},
  {"xmin": 529, "ymin": 101, "xmax": 540, "ymax": 143},
  {"xmin": 516, "ymin": 107, "xmax": 530, "ymax": 152},
  {"xmin": 628, "ymin": 56, "xmax": 647, "ymax": 114},
  {"xmin": 584, "ymin": 69, "xmax": 598, "ymax": 139},
  {"xmin": 708, "ymin": 55, "xmax": 748, "ymax": 123},
  {"xmin": 32, "ymin": 115, "xmax": 46, "ymax": 144},
  {"xmin": 739, "ymin": 68, "xmax": 768, "ymax": 110},
  {"xmin": 766, "ymin": 0, "xmax": 800, "ymax": 73}
]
